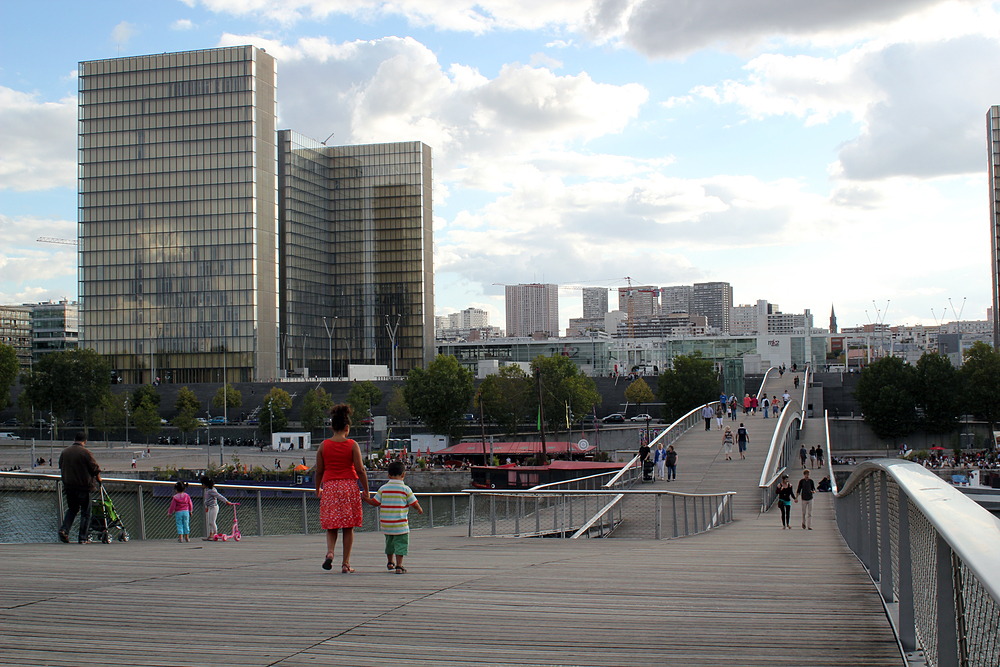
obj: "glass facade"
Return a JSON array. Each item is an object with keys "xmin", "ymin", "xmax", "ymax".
[
  {"xmin": 78, "ymin": 46, "xmax": 278, "ymax": 384},
  {"xmin": 438, "ymin": 338, "xmax": 613, "ymax": 377},
  {"xmin": 32, "ymin": 301, "xmax": 80, "ymax": 361},
  {"xmin": 0, "ymin": 306, "xmax": 33, "ymax": 371},
  {"xmin": 278, "ymin": 132, "xmax": 433, "ymax": 376}
]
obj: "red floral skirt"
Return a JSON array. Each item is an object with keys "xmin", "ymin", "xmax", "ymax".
[{"xmin": 320, "ymin": 479, "xmax": 363, "ymax": 530}]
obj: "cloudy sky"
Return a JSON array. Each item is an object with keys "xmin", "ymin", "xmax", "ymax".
[{"xmin": 1, "ymin": 0, "xmax": 997, "ymax": 332}]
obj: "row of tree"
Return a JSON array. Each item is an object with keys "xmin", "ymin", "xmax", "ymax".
[{"xmin": 854, "ymin": 342, "xmax": 1000, "ymax": 440}]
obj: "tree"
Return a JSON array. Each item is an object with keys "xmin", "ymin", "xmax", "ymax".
[
  {"xmin": 346, "ymin": 380, "xmax": 383, "ymax": 418},
  {"xmin": 961, "ymin": 341, "xmax": 1000, "ymax": 428},
  {"xmin": 386, "ymin": 385, "xmax": 411, "ymax": 425},
  {"xmin": 528, "ymin": 355, "xmax": 602, "ymax": 432},
  {"xmin": 259, "ymin": 387, "xmax": 292, "ymax": 437},
  {"xmin": 477, "ymin": 365, "xmax": 532, "ymax": 436},
  {"xmin": 403, "ymin": 355, "xmax": 475, "ymax": 440},
  {"xmin": 132, "ymin": 385, "xmax": 161, "ymax": 410},
  {"xmin": 656, "ymin": 352, "xmax": 719, "ymax": 422},
  {"xmin": 301, "ymin": 387, "xmax": 333, "ymax": 431},
  {"xmin": 915, "ymin": 352, "xmax": 963, "ymax": 434},
  {"xmin": 91, "ymin": 392, "xmax": 126, "ymax": 446},
  {"xmin": 18, "ymin": 348, "xmax": 112, "ymax": 430},
  {"xmin": 132, "ymin": 401, "xmax": 161, "ymax": 443},
  {"xmin": 0, "ymin": 344, "xmax": 17, "ymax": 410},
  {"xmin": 854, "ymin": 356, "xmax": 919, "ymax": 440},
  {"xmin": 173, "ymin": 387, "xmax": 201, "ymax": 442},
  {"xmin": 212, "ymin": 383, "xmax": 243, "ymax": 413},
  {"xmin": 624, "ymin": 377, "xmax": 655, "ymax": 414}
]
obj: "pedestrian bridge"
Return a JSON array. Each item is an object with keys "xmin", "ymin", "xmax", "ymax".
[{"xmin": 1, "ymin": 368, "xmax": 998, "ymax": 666}]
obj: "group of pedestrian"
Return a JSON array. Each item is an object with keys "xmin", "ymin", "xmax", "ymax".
[
  {"xmin": 774, "ymin": 470, "xmax": 817, "ymax": 529},
  {"xmin": 799, "ymin": 444, "xmax": 824, "ymax": 469},
  {"xmin": 647, "ymin": 442, "xmax": 678, "ymax": 481}
]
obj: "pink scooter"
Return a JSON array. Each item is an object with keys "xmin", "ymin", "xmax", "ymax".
[{"xmin": 213, "ymin": 503, "xmax": 241, "ymax": 542}]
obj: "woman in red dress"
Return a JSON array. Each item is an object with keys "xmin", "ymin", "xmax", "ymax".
[{"xmin": 315, "ymin": 404, "xmax": 374, "ymax": 573}]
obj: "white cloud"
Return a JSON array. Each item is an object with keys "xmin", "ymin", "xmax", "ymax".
[
  {"xmin": 172, "ymin": 19, "xmax": 195, "ymax": 30},
  {"xmin": 0, "ymin": 86, "xmax": 77, "ymax": 191},
  {"xmin": 110, "ymin": 21, "xmax": 138, "ymax": 45},
  {"xmin": 0, "ymin": 214, "xmax": 77, "ymax": 300},
  {"xmin": 529, "ymin": 53, "xmax": 563, "ymax": 69},
  {"xmin": 546, "ymin": 39, "xmax": 575, "ymax": 48}
]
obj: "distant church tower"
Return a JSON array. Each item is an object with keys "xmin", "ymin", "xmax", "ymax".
[{"xmin": 830, "ymin": 304, "xmax": 838, "ymax": 334}]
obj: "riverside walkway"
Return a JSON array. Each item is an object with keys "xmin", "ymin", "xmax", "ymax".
[{"xmin": 0, "ymin": 371, "xmax": 902, "ymax": 666}]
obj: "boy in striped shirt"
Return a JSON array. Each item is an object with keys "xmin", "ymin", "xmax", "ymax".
[{"xmin": 373, "ymin": 461, "xmax": 423, "ymax": 573}]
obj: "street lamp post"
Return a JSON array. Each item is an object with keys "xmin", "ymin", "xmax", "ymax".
[
  {"xmin": 323, "ymin": 316, "xmax": 338, "ymax": 378},
  {"xmin": 385, "ymin": 314, "xmax": 401, "ymax": 378}
]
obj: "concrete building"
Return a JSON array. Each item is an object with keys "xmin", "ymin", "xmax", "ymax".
[
  {"xmin": 505, "ymin": 284, "xmax": 559, "ymax": 338},
  {"xmin": 582, "ymin": 287, "xmax": 609, "ymax": 319},
  {"xmin": 31, "ymin": 300, "xmax": 80, "ymax": 361},
  {"xmin": 0, "ymin": 305, "xmax": 32, "ymax": 371},
  {"xmin": 990, "ymin": 105, "xmax": 1000, "ymax": 349},
  {"xmin": 78, "ymin": 46, "xmax": 279, "ymax": 384},
  {"xmin": 618, "ymin": 285, "xmax": 659, "ymax": 320},
  {"xmin": 277, "ymin": 132, "xmax": 433, "ymax": 377},
  {"xmin": 660, "ymin": 285, "xmax": 693, "ymax": 316},
  {"xmin": 438, "ymin": 335, "xmax": 612, "ymax": 377},
  {"xmin": 692, "ymin": 282, "xmax": 733, "ymax": 333}
]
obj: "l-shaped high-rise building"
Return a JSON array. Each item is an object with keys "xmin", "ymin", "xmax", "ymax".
[{"xmin": 78, "ymin": 46, "xmax": 433, "ymax": 383}]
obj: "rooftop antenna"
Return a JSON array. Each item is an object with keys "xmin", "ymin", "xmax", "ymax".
[
  {"xmin": 948, "ymin": 297, "xmax": 966, "ymax": 322},
  {"xmin": 320, "ymin": 132, "xmax": 335, "ymax": 146},
  {"xmin": 931, "ymin": 305, "xmax": 948, "ymax": 327}
]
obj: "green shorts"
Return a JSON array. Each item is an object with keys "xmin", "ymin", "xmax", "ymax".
[{"xmin": 384, "ymin": 532, "xmax": 409, "ymax": 556}]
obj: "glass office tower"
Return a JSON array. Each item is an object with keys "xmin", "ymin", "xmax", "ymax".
[
  {"xmin": 78, "ymin": 46, "xmax": 278, "ymax": 383},
  {"xmin": 278, "ymin": 131, "xmax": 434, "ymax": 376}
]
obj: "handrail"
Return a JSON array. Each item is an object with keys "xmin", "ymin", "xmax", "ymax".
[
  {"xmin": 836, "ymin": 460, "xmax": 1000, "ymax": 665},
  {"xmin": 755, "ymin": 366, "xmax": 777, "ymax": 402},
  {"xmin": 824, "ymin": 409, "xmax": 838, "ymax": 494},
  {"xmin": 756, "ymin": 397, "xmax": 802, "ymax": 512},
  {"xmin": 529, "ymin": 469, "xmax": 624, "ymax": 492},
  {"xmin": 798, "ymin": 365, "xmax": 809, "ymax": 431}
]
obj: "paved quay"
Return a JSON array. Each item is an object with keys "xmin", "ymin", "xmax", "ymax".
[{"xmin": 1, "ymin": 493, "xmax": 899, "ymax": 667}]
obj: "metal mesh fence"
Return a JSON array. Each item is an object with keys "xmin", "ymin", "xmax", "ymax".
[
  {"xmin": 960, "ymin": 560, "xmax": 1000, "ymax": 667},
  {"xmin": 887, "ymin": 477, "xmax": 899, "ymax": 604},
  {"xmin": 909, "ymin": 498, "xmax": 939, "ymax": 667}
]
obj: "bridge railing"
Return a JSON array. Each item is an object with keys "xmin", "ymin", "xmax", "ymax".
[
  {"xmin": 757, "ymin": 397, "xmax": 802, "ymax": 512},
  {"xmin": 465, "ymin": 488, "xmax": 736, "ymax": 539},
  {"xmin": 755, "ymin": 366, "xmax": 777, "ymax": 402},
  {"xmin": 0, "ymin": 471, "xmax": 468, "ymax": 543},
  {"xmin": 838, "ymin": 460, "xmax": 1000, "ymax": 667}
]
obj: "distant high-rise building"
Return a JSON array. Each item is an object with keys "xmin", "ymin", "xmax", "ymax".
[
  {"xmin": 830, "ymin": 304, "xmax": 838, "ymax": 334},
  {"xmin": 989, "ymin": 106, "xmax": 1000, "ymax": 348},
  {"xmin": 31, "ymin": 300, "xmax": 79, "ymax": 361},
  {"xmin": 505, "ymin": 284, "xmax": 559, "ymax": 337},
  {"xmin": 460, "ymin": 308, "xmax": 489, "ymax": 328},
  {"xmin": 660, "ymin": 285, "xmax": 693, "ymax": 315},
  {"xmin": 730, "ymin": 300, "xmax": 771, "ymax": 336},
  {"xmin": 692, "ymin": 282, "xmax": 733, "ymax": 332},
  {"xmin": 582, "ymin": 288, "xmax": 609, "ymax": 319},
  {"xmin": 0, "ymin": 305, "xmax": 32, "ymax": 371},
  {"xmin": 618, "ymin": 285, "xmax": 659, "ymax": 319}
]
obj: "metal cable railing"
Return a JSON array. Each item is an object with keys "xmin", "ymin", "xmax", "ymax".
[
  {"xmin": 0, "ymin": 471, "xmax": 468, "ymax": 543},
  {"xmin": 757, "ymin": 397, "xmax": 802, "ymax": 512},
  {"xmin": 837, "ymin": 460, "xmax": 1000, "ymax": 667},
  {"xmin": 465, "ymin": 488, "xmax": 736, "ymax": 539}
]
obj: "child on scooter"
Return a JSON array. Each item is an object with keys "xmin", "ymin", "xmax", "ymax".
[{"xmin": 200, "ymin": 476, "xmax": 233, "ymax": 541}]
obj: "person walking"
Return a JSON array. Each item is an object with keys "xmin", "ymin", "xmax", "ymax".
[
  {"xmin": 794, "ymin": 375, "xmax": 800, "ymax": 389},
  {"xmin": 371, "ymin": 460, "xmax": 423, "ymax": 574},
  {"xmin": 315, "ymin": 403, "xmax": 374, "ymax": 573},
  {"xmin": 796, "ymin": 470, "xmax": 816, "ymax": 530},
  {"xmin": 665, "ymin": 445, "xmax": 678, "ymax": 481},
  {"xmin": 809, "ymin": 446, "xmax": 817, "ymax": 469},
  {"xmin": 722, "ymin": 426, "xmax": 734, "ymax": 461},
  {"xmin": 715, "ymin": 403, "xmax": 724, "ymax": 430},
  {"xmin": 729, "ymin": 395, "xmax": 739, "ymax": 421},
  {"xmin": 782, "ymin": 389, "xmax": 790, "ymax": 407},
  {"xmin": 57, "ymin": 433, "xmax": 101, "ymax": 544},
  {"xmin": 816, "ymin": 446, "xmax": 824, "ymax": 469},
  {"xmin": 742, "ymin": 394, "xmax": 751, "ymax": 415},
  {"xmin": 761, "ymin": 395, "xmax": 770, "ymax": 419},
  {"xmin": 799, "ymin": 444, "xmax": 808, "ymax": 469},
  {"xmin": 772, "ymin": 396, "xmax": 780, "ymax": 418},
  {"xmin": 653, "ymin": 442, "xmax": 667, "ymax": 480},
  {"xmin": 750, "ymin": 394, "xmax": 758, "ymax": 415},
  {"xmin": 736, "ymin": 423, "xmax": 749, "ymax": 460},
  {"xmin": 702, "ymin": 404, "xmax": 714, "ymax": 431},
  {"xmin": 775, "ymin": 475, "xmax": 796, "ymax": 529},
  {"xmin": 168, "ymin": 481, "xmax": 193, "ymax": 543}
]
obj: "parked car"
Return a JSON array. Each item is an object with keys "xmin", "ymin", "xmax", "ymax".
[
  {"xmin": 247, "ymin": 417, "xmax": 259, "ymax": 426},
  {"xmin": 630, "ymin": 414, "xmax": 653, "ymax": 422},
  {"xmin": 1, "ymin": 432, "xmax": 21, "ymax": 440},
  {"xmin": 209, "ymin": 416, "xmax": 226, "ymax": 425},
  {"xmin": 463, "ymin": 413, "xmax": 476, "ymax": 422},
  {"xmin": 601, "ymin": 413, "xmax": 626, "ymax": 424},
  {"xmin": 2, "ymin": 418, "xmax": 19, "ymax": 427},
  {"xmin": 196, "ymin": 418, "xmax": 208, "ymax": 427}
]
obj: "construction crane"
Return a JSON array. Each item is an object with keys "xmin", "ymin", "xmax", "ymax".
[
  {"xmin": 37, "ymin": 237, "xmax": 78, "ymax": 246},
  {"xmin": 619, "ymin": 277, "xmax": 660, "ymax": 339}
]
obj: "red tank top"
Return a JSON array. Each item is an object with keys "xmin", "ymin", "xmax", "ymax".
[{"xmin": 321, "ymin": 438, "xmax": 359, "ymax": 483}]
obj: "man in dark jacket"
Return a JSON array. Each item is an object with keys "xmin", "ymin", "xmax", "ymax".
[{"xmin": 58, "ymin": 433, "xmax": 101, "ymax": 544}]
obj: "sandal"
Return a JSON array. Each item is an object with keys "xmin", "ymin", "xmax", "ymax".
[
  {"xmin": 341, "ymin": 564, "xmax": 355, "ymax": 574},
  {"xmin": 394, "ymin": 565, "xmax": 407, "ymax": 574},
  {"xmin": 322, "ymin": 553, "xmax": 333, "ymax": 570},
  {"xmin": 387, "ymin": 561, "xmax": 396, "ymax": 571}
]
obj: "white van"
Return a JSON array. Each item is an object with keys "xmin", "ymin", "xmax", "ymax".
[{"xmin": 0, "ymin": 432, "xmax": 21, "ymax": 440}]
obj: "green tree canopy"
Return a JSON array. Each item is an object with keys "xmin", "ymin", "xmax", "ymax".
[
  {"xmin": 476, "ymin": 365, "xmax": 531, "ymax": 436},
  {"xmin": 173, "ymin": 387, "xmax": 201, "ymax": 439},
  {"xmin": 960, "ymin": 341, "xmax": 1000, "ymax": 426},
  {"xmin": 403, "ymin": 355, "xmax": 475, "ymax": 441},
  {"xmin": 300, "ymin": 387, "xmax": 333, "ymax": 431},
  {"xmin": 656, "ymin": 352, "xmax": 719, "ymax": 422},
  {"xmin": 528, "ymin": 355, "xmax": 602, "ymax": 432},
  {"xmin": 386, "ymin": 385, "xmax": 411, "ymax": 424},
  {"xmin": 259, "ymin": 387, "xmax": 292, "ymax": 437},
  {"xmin": 212, "ymin": 383, "xmax": 243, "ymax": 412},
  {"xmin": 0, "ymin": 344, "xmax": 17, "ymax": 410},
  {"xmin": 915, "ymin": 352, "xmax": 963, "ymax": 434},
  {"xmin": 18, "ymin": 348, "xmax": 111, "ymax": 429},
  {"xmin": 854, "ymin": 356, "xmax": 919, "ymax": 440},
  {"xmin": 346, "ymin": 380, "xmax": 383, "ymax": 418},
  {"xmin": 132, "ymin": 384, "xmax": 161, "ymax": 410},
  {"xmin": 92, "ymin": 392, "xmax": 126, "ymax": 445},
  {"xmin": 132, "ymin": 401, "xmax": 161, "ymax": 442},
  {"xmin": 624, "ymin": 377, "xmax": 655, "ymax": 412}
]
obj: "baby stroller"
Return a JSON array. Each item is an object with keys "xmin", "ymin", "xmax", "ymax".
[
  {"xmin": 642, "ymin": 459, "xmax": 655, "ymax": 482},
  {"xmin": 89, "ymin": 484, "xmax": 130, "ymax": 544}
]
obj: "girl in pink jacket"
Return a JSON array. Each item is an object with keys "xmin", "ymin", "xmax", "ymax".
[{"xmin": 167, "ymin": 481, "xmax": 193, "ymax": 543}]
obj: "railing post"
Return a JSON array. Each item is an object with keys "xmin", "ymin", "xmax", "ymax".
[
  {"xmin": 137, "ymin": 484, "xmax": 146, "ymax": 540},
  {"xmin": 898, "ymin": 489, "xmax": 916, "ymax": 652},
  {"xmin": 879, "ymin": 473, "xmax": 893, "ymax": 602},
  {"xmin": 56, "ymin": 480, "xmax": 64, "ymax": 525},
  {"xmin": 856, "ymin": 484, "xmax": 867, "ymax": 567},
  {"xmin": 429, "ymin": 496, "xmax": 435, "ymax": 528},
  {"xmin": 683, "ymin": 496, "xmax": 689, "ymax": 536},
  {"xmin": 514, "ymin": 497, "xmax": 520, "ymax": 536},
  {"xmin": 655, "ymin": 494, "xmax": 662, "ymax": 540},
  {"xmin": 535, "ymin": 497, "xmax": 540, "ymax": 534},
  {"xmin": 467, "ymin": 494, "xmax": 474, "ymax": 537},
  {"xmin": 490, "ymin": 495, "xmax": 496, "ymax": 537},
  {"xmin": 302, "ymin": 492, "xmax": 308, "ymax": 535},
  {"xmin": 936, "ymin": 534, "xmax": 959, "ymax": 667},
  {"xmin": 560, "ymin": 496, "xmax": 567, "ymax": 538},
  {"xmin": 672, "ymin": 495, "xmax": 678, "ymax": 538},
  {"xmin": 452, "ymin": 495, "xmax": 456, "ymax": 526},
  {"xmin": 256, "ymin": 490, "xmax": 263, "ymax": 537}
]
